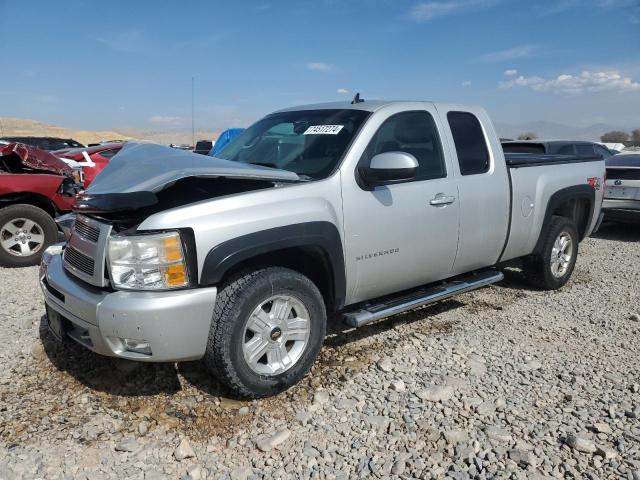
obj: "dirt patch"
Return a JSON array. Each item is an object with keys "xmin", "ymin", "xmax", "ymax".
[{"xmin": 1, "ymin": 304, "xmax": 461, "ymax": 446}]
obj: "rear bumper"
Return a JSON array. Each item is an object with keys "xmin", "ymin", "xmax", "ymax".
[
  {"xmin": 40, "ymin": 252, "xmax": 217, "ymax": 362},
  {"xmin": 603, "ymin": 198, "xmax": 640, "ymax": 211},
  {"xmin": 602, "ymin": 199, "xmax": 640, "ymax": 222}
]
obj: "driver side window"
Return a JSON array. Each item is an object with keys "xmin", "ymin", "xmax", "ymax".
[{"xmin": 361, "ymin": 111, "xmax": 446, "ymax": 182}]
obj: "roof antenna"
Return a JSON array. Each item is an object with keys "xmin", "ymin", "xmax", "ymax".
[{"xmin": 351, "ymin": 92, "xmax": 364, "ymax": 104}]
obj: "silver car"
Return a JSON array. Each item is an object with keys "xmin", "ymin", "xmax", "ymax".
[{"xmin": 603, "ymin": 153, "xmax": 640, "ymax": 222}]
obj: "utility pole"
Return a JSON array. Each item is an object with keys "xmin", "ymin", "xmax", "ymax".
[{"xmin": 191, "ymin": 76, "xmax": 195, "ymax": 147}]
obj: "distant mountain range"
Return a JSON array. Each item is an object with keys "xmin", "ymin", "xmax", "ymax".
[
  {"xmin": 495, "ymin": 121, "xmax": 627, "ymax": 142},
  {"xmin": 0, "ymin": 116, "xmax": 630, "ymax": 146}
]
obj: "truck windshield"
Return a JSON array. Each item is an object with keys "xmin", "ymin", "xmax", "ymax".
[{"xmin": 215, "ymin": 109, "xmax": 371, "ymax": 180}]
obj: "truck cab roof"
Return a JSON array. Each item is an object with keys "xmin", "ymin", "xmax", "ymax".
[{"xmin": 275, "ymin": 100, "xmax": 483, "ymax": 114}]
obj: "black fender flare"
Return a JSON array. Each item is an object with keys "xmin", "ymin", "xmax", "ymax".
[
  {"xmin": 200, "ymin": 222, "xmax": 346, "ymax": 310},
  {"xmin": 534, "ymin": 184, "xmax": 595, "ymax": 254}
]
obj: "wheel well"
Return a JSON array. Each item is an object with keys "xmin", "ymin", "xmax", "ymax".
[
  {"xmin": 0, "ymin": 193, "xmax": 57, "ymax": 217},
  {"xmin": 221, "ymin": 246, "xmax": 336, "ymax": 312},
  {"xmin": 551, "ymin": 197, "xmax": 591, "ymax": 239}
]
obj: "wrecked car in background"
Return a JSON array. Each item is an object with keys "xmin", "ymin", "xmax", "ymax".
[
  {"xmin": 0, "ymin": 136, "xmax": 85, "ymax": 151},
  {"xmin": 0, "ymin": 143, "xmax": 80, "ymax": 267},
  {"xmin": 54, "ymin": 142, "xmax": 124, "ymax": 187}
]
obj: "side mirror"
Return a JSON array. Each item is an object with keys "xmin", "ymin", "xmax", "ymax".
[{"xmin": 359, "ymin": 151, "xmax": 418, "ymax": 188}]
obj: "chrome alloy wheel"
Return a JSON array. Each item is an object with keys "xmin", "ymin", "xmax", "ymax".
[
  {"xmin": 241, "ymin": 294, "xmax": 311, "ymax": 376},
  {"xmin": 550, "ymin": 232, "xmax": 573, "ymax": 278},
  {"xmin": 0, "ymin": 218, "xmax": 45, "ymax": 257}
]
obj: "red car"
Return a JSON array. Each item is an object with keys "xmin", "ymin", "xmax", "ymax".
[
  {"xmin": 0, "ymin": 143, "xmax": 79, "ymax": 267},
  {"xmin": 55, "ymin": 143, "xmax": 123, "ymax": 187}
]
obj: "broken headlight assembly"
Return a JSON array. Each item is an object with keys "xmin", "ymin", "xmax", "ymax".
[
  {"xmin": 59, "ymin": 177, "xmax": 82, "ymax": 196},
  {"xmin": 107, "ymin": 231, "xmax": 189, "ymax": 290}
]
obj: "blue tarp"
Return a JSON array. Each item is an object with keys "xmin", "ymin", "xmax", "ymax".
[{"xmin": 208, "ymin": 128, "xmax": 245, "ymax": 156}]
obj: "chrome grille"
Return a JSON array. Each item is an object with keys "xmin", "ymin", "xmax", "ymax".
[
  {"xmin": 64, "ymin": 247, "xmax": 95, "ymax": 276},
  {"xmin": 74, "ymin": 219, "xmax": 100, "ymax": 242},
  {"xmin": 63, "ymin": 215, "xmax": 111, "ymax": 287}
]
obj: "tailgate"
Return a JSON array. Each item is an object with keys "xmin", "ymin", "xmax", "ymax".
[{"xmin": 605, "ymin": 167, "xmax": 640, "ymax": 200}]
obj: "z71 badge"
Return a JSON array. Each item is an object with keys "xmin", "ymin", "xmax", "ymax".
[{"xmin": 587, "ymin": 177, "xmax": 601, "ymax": 190}]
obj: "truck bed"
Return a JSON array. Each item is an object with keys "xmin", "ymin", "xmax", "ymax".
[
  {"xmin": 499, "ymin": 154, "xmax": 605, "ymax": 263},
  {"xmin": 505, "ymin": 153, "xmax": 603, "ymax": 168}
]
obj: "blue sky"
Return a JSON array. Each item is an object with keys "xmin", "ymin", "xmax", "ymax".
[{"xmin": 1, "ymin": 0, "xmax": 639, "ymax": 132}]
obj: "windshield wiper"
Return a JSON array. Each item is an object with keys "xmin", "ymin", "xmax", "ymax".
[{"xmin": 250, "ymin": 161, "xmax": 312, "ymax": 182}]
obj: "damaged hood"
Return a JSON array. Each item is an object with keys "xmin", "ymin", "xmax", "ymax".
[
  {"xmin": 86, "ymin": 142, "xmax": 299, "ymax": 194},
  {"xmin": 0, "ymin": 142, "xmax": 73, "ymax": 176}
]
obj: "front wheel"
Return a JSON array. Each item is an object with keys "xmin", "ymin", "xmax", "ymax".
[
  {"xmin": 523, "ymin": 215, "xmax": 579, "ymax": 290},
  {"xmin": 0, "ymin": 204, "xmax": 58, "ymax": 268},
  {"xmin": 203, "ymin": 267, "xmax": 327, "ymax": 398}
]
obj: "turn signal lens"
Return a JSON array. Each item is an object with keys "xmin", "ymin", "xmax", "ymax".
[{"xmin": 165, "ymin": 264, "xmax": 187, "ymax": 287}]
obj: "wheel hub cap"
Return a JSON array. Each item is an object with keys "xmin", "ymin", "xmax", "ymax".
[
  {"xmin": 269, "ymin": 327, "xmax": 283, "ymax": 341},
  {"xmin": 1, "ymin": 218, "xmax": 45, "ymax": 257},
  {"xmin": 242, "ymin": 294, "xmax": 311, "ymax": 376}
]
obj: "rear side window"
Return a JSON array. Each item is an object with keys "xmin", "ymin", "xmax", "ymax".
[
  {"xmin": 447, "ymin": 112, "xmax": 490, "ymax": 175},
  {"xmin": 37, "ymin": 139, "xmax": 53, "ymax": 150},
  {"xmin": 576, "ymin": 144, "xmax": 595, "ymax": 156},
  {"xmin": 362, "ymin": 111, "xmax": 446, "ymax": 181},
  {"xmin": 557, "ymin": 144, "xmax": 575, "ymax": 155}
]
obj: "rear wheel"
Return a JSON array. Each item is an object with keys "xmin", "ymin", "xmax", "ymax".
[
  {"xmin": 203, "ymin": 267, "xmax": 326, "ymax": 398},
  {"xmin": 523, "ymin": 215, "xmax": 579, "ymax": 290},
  {"xmin": 0, "ymin": 204, "xmax": 58, "ymax": 268}
]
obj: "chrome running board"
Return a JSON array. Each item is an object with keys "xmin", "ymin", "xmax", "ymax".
[{"xmin": 343, "ymin": 269, "xmax": 503, "ymax": 328}]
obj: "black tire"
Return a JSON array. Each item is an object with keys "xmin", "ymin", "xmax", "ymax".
[
  {"xmin": 523, "ymin": 215, "xmax": 579, "ymax": 290},
  {"xmin": 203, "ymin": 267, "xmax": 327, "ymax": 398},
  {"xmin": 0, "ymin": 204, "xmax": 58, "ymax": 268}
]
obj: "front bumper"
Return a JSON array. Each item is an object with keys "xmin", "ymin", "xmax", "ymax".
[{"xmin": 40, "ymin": 252, "xmax": 217, "ymax": 362}]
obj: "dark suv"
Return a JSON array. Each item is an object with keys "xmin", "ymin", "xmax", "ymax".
[
  {"xmin": 502, "ymin": 140, "xmax": 614, "ymax": 159},
  {"xmin": 0, "ymin": 136, "xmax": 85, "ymax": 151}
]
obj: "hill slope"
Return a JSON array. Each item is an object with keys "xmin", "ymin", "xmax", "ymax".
[{"xmin": 0, "ymin": 117, "xmax": 218, "ymax": 146}]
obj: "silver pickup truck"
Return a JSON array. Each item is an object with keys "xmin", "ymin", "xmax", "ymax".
[{"xmin": 40, "ymin": 100, "xmax": 605, "ymax": 397}]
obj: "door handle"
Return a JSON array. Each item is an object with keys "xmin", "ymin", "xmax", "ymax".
[{"xmin": 429, "ymin": 194, "xmax": 456, "ymax": 206}]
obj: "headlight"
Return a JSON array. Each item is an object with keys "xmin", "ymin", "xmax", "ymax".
[
  {"xmin": 55, "ymin": 213, "xmax": 76, "ymax": 241},
  {"xmin": 107, "ymin": 231, "xmax": 189, "ymax": 290},
  {"xmin": 40, "ymin": 243, "xmax": 64, "ymax": 278}
]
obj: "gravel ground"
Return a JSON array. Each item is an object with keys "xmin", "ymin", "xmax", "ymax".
[{"xmin": 0, "ymin": 223, "xmax": 639, "ymax": 480}]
